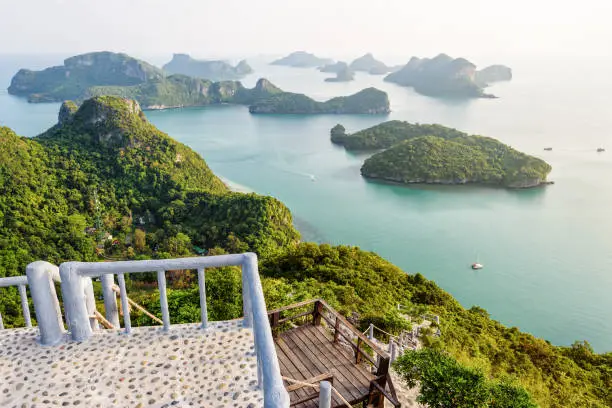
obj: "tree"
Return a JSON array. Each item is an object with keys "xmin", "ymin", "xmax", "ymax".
[{"xmin": 134, "ymin": 228, "xmax": 146, "ymax": 252}]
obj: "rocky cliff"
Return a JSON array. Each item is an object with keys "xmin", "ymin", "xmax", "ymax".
[{"xmin": 349, "ymin": 53, "xmax": 389, "ymax": 74}]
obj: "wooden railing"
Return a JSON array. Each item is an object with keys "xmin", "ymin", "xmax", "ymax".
[{"xmin": 268, "ymin": 298, "xmax": 402, "ymax": 407}]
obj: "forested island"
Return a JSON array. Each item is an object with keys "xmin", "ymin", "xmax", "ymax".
[
  {"xmin": 249, "ymin": 87, "xmax": 389, "ymax": 114},
  {"xmin": 0, "ymin": 97, "xmax": 609, "ymax": 407},
  {"xmin": 332, "ymin": 121, "xmax": 552, "ymax": 188},
  {"xmin": 384, "ymin": 54, "xmax": 512, "ymax": 98},
  {"xmin": 270, "ymin": 51, "xmax": 333, "ymax": 67},
  {"xmin": 319, "ymin": 61, "xmax": 349, "ymax": 73},
  {"xmin": 162, "ymin": 53, "xmax": 253, "ymax": 81}
]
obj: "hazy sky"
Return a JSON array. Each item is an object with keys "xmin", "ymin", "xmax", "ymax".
[{"xmin": 1, "ymin": 0, "xmax": 611, "ymax": 62}]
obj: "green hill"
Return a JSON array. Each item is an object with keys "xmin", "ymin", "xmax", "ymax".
[{"xmin": 361, "ymin": 135, "xmax": 552, "ymax": 188}]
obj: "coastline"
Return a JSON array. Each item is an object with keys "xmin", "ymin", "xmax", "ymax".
[{"xmin": 218, "ymin": 175, "xmax": 254, "ymax": 193}]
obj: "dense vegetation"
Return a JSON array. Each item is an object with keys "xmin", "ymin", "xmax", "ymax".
[
  {"xmin": 394, "ymin": 348, "xmax": 537, "ymax": 407},
  {"xmin": 331, "ymin": 120, "xmax": 467, "ymax": 150},
  {"xmin": 249, "ymin": 87, "xmax": 390, "ymax": 114},
  {"xmin": 0, "ymin": 97, "xmax": 609, "ymax": 407},
  {"xmin": 361, "ymin": 135, "xmax": 552, "ymax": 188},
  {"xmin": 162, "ymin": 53, "xmax": 253, "ymax": 81},
  {"xmin": 0, "ymin": 96, "xmax": 298, "ymax": 323},
  {"xmin": 8, "ymin": 52, "xmax": 164, "ymax": 102},
  {"xmin": 385, "ymin": 54, "xmax": 494, "ymax": 98}
]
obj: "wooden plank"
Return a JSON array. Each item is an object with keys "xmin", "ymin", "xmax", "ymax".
[
  {"xmin": 284, "ymin": 326, "xmax": 344, "ymax": 407},
  {"xmin": 309, "ymin": 325, "xmax": 374, "ymax": 394},
  {"xmin": 285, "ymin": 326, "xmax": 362, "ymax": 404},
  {"xmin": 276, "ymin": 337, "xmax": 318, "ymax": 404},
  {"xmin": 282, "ymin": 329, "xmax": 353, "ymax": 407}
]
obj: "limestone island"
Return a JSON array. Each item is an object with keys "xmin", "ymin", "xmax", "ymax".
[
  {"xmin": 324, "ymin": 66, "xmax": 355, "ymax": 82},
  {"xmin": 162, "ymin": 53, "xmax": 253, "ymax": 81},
  {"xmin": 332, "ymin": 121, "xmax": 551, "ymax": 188},
  {"xmin": 8, "ymin": 52, "xmax": 165, "ymax": 102},
  {"xmin": 384, "ymin": 54, "xmax": 512, "ymax": 98},
  {"xmin": 249, "ymin": 87, "xmax": 390, "ymax": 114},
  {"xmin": 319, "ymin": 61, "xmax": 349, "ymax": 73},
  {"xmin": 475, "ymin": 64, "xmax": 513, "ymax": 87},
  {"xmin": 270, "ymin": 51, "xmax": 333, "ymax": 68},
  {"xmin": 349, "ymin": 53, "xmax": 390, "ymax": 75}
]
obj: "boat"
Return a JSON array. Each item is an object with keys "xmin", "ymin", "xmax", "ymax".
[
  {"xmin": 597, "ymin": 148, "xmax": 605, "ymax": 152},
  {"xmin": 543, "ymin": 147, "xmax": 553, "ymax": 151},
  {"xmin": 471, "ymin": 263, "xmax": 483, "ymax": 270}
]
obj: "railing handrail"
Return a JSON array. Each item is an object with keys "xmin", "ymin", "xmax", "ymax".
[
  {"xmin": 317, "ymin": 299, "xmax": 390, "ymax": 359},
  {"xmin": 58, "ymin": 252, "xmax": 289, "ymax": 408},
  {"xmin": 0, "ymin": 275, "xmax": 31, "ymax": 330}
]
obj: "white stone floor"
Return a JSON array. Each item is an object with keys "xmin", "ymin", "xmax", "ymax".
[{"xmin": 0, "ymin": 320, "xmax": 263, "ymax": 408}]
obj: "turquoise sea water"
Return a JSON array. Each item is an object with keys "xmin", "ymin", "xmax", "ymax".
[{"xmin": 1, "ymin": 55, "xmax": 611, "ymax": 352}]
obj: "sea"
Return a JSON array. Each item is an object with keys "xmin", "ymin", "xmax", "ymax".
[{"xmin": 1, "ymin": 54, "xmax": 611, "ymax": 352}]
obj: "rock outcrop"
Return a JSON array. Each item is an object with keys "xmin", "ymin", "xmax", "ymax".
[{"xmin": 319, "ymin": 61, "xmax": 349, "ymax": 73}]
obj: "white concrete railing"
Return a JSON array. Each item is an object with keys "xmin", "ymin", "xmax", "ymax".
[
  {"xmin": 0, "ymin": 275, "xmax": 31, "ymax": 330},
  {"xmin": 59, "ymin": 252, "xmax": 290, "ymax": 408}
]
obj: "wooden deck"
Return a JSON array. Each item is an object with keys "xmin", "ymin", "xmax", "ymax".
[
  {"xmin": 269, "ymin": 299, "xmax": 401, "ymax": 408},
  {"xmin": 275, "ymin": 324, "xmax": 375, "ymax": 408}
]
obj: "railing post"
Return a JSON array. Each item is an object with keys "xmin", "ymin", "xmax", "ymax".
[
  {"xmin": 157, "ymin": 270, "xmax": 170, "ymax": 331},
  {"xmin": 0, "ymin": 312, "xmax": 4, "ymax": 330},
  {"xmin": 333, "ymin": 317, "xmax": 340, "ymax": 343},
  {"xmin": 390, "ymin": 341, "xmax": 397, "ymax": 363},
  {"xmin": 26, "ymin": 261, "xmax": 65, "ymax": 345},
  {"xmin": 319, "ymin": 381, "xmax": 332, "ymax": 408},
  {"xmin": 197, "ymin": 268, "xmax": 208, "ymax": 329},
  {"xmin": 117, "ymin": 273, "xmax": 131, "ymax": 334},
  {"xmin": 17, "ymin": 284, "xmax": 32, "ymax": 328},
  {"xmin": 241, "ymin": 260, "xmax": 253, "ymax": 329},
  {"xmin": 83, "ymin": 277, "xmax": 99, "ymax": 331},
  {"xmin": 356, "ymin": 337, "xmax": 362, "ymax": 363},
  {"xmin": 60, "ymin": 262, "xmax": 92, "ymax": 342},
  {"xmin": 313, "ymin": 300, "xmax": 323, "ymax": 326},
  {"xmin": 243, "ymin": 253, "xmax": 290, "ymax": 408},
  {"xmin": 270, "ymin": 311, "xmax": 280, "ymax": 337},
  {"xmin": 100, "ymin": 274, "xmax": 120, "ymax": 328},
  {"xmin": 368, "ymin": 323, "xmax": 374, "ymax": 340}
]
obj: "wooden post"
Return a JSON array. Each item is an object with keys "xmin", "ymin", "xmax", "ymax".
[
  {"xmin": 356, "ymin": 337, "xmax": 362, "ymax": 364},
  {"xmin": 376, "ymin": 356, "xmax": 390, "ymax": 377},
  {"xmin": 333, "ymin": 316, "xmax": 340, "ymax": 343},
  {"xmin": 313, "ymin": 300, "xmax": 323, "ymax": 326},
  {"xmin": 270, "ymin": 311, "xmax": 280, "ymax": 337}
]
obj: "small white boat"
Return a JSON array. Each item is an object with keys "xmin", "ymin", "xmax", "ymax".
[
  {"xmin": 471, "ymin": 263, "xmax": 484, "ymax": 270},
  {"xmin": 310, "ymin": 175, "xmax": 316, "ymax": 182}
]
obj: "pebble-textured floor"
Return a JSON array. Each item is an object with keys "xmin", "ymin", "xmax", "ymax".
[{"xmin": 0, "ymin": 321, "xmax": 263, "ymax": 407}]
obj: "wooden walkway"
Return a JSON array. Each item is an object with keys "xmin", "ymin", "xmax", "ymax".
[
  {"xmin": 275, "ymin": 324, "xmax": 375, "ymax": 408},
  {"xmin": 269, "ymin": 299, "xmax": 401, "ymax": 408}
]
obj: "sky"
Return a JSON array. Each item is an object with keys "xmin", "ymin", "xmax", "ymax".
[{"xmin": 1, "ymin": 0, "xmax": 611, "ymax": 63}]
